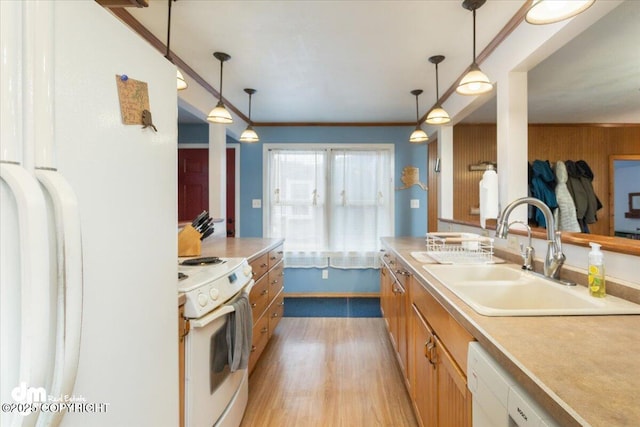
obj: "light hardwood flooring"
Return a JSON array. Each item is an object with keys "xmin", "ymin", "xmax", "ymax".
[{"xmin": 240, "ymin": 318, "xmax": 419, "ymax": 427}]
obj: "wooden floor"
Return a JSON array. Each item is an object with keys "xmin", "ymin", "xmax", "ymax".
[{"xmin": 240, "ymin": 318, "xmax": 419, "ymax": 427}]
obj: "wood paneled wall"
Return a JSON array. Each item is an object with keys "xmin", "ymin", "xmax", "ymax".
[
  {"xmin": 453, "ymin": 125, "xmax": 497, "ymax": 223},
  {"xmin": 453, "ymin": 124, "xmax": 640, "ymax": 236}
]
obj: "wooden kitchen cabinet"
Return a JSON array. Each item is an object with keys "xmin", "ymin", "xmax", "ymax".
[
  {"xmin": 380, "ymin": 251, "xmax": 410, "ymax": 382},
  {"xmin": 408, "ymin": 276, "xmax": 473, "ymax": 427},
  {"xmin": 410, "ymin": 305, "xmax": 437, "ymax": 427},
  {"xmin": 248, "ymin": 243, "xmax": 285, "ymax": 374}
]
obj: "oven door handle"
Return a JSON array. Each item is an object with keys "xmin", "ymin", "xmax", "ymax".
[{"xmin": 190, "ymin": 280, "xmax": 255, "ymax": 328}]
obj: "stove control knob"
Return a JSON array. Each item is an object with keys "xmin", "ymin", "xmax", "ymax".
[
  {"xmin": 209, "ymin": 288, "xmax": 219, "ymax": 300},
  {"xmin": 197, "ymin": 293, "xmax": 208, "ymax": 307},
  {"xmin": 243, "ymin": 266, "xmax": 252, "ymax": 277}
]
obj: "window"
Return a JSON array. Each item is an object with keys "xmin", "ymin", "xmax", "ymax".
[{"xmin": 264, "ymin": 144, "xmax": 394, "ymax": 268}]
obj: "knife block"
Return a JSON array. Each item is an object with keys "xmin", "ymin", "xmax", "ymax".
[{"xmin": 178, "ymin": 224, "xmax": 201, "ymax": 257}]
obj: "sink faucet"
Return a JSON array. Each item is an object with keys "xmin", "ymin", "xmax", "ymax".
[{"xmin": 496, "ymin": 197, "xmax": 565, "ymax": 279}]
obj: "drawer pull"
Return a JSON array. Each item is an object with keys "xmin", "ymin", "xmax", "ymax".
[
  {"xmin": 272, "ymin": 313, "xmax": 279, "ymax": 318},
  {"xmin": 260, "ymin": 263, "xmax": 268, "ymax": 268},
  {"xmin": 278, "ymin": 301, "xmax": 285, "ymax": 306},
  {"xmin": 261, "ymin": 327, "xmax": 268, "ymax": 334},
  {"xmin": 261, "ymin": 289, "xmax": 268, "ymax": 296},
  {"xmin": 271, "ymin": 280, "xmax": 278, "ymax": 285},
  {"xmin": 270, "ymin": 256, "xmax": 277, "ymax": 260},
  {"xmin": 251, "ymin": 345, "xmax": 256, "ymax": 352},
  {"xmin": 251, "ymin": 303, "xmax": 257, "ymax": 308}
]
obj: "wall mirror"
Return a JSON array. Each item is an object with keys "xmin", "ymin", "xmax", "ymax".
[{"xmin": 454, "ymin": 1, "xmax": 640, "ymax": 253}]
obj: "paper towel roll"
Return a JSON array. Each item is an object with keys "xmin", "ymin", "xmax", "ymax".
[{"xmin": 479, "ymin": 168, "xmax": 499, "ymax": 228}]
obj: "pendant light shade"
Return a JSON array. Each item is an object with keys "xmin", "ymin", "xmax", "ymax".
[
  {"xmin": 425, "ymin": 55, "xmax": 451, "ymax": 125},
  {"xmin": 207, "ymin": 52, "xmax": 233, "ymax": 124},
  {"xmin": 165, "ymin": 0, "xmax": 187, "ymax": 90},
  {"xmin": 409, "ymin": 90, "xmax": 428, "ymax": 144},
  {"xmin": 526, "ymin": 0, "xmax": 595, "ymax": 25},
  {"xmin": 456, "ymin": 0, "xmax": 493, "ymax": 96},
  {"xmin": 240, "ymin": 88, "xmax": 259, "ymax": 143}
]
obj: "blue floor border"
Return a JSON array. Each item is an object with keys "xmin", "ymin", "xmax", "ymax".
[{"xmin": 283, "ymin": 297, "xmax": 381, "ymax": 318}]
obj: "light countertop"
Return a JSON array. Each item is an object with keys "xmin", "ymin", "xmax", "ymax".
[{"xmin": 383, "ymin": 236, "xmax": 640, "ymax": 427}]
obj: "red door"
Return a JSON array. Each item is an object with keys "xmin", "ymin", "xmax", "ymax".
[
  {"xmin": 226, "ymin": 148, "xmax": 236, "ymax": 237},
  {"xmin": 178, "ymin": 148, "xmax": 208, "ymax": 222}
]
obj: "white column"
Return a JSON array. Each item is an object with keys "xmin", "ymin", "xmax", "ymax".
[
  {"xmin": 438, "ymin": 125, "xmax": 454, "ymax": 220},
  {"xmin": 496, "ymin": 71, "xmax": 529, "ymax": 223},
  {"xmin": 208, "ymin": 123, "xmax": 226, "ymax": 238}
]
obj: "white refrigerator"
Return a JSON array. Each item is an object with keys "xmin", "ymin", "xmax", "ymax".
[{"xmin": 1, "ymin": 1, "xmax": 179, "ymax": 426}]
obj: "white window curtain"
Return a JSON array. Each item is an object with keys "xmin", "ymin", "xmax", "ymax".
[{"xmin": 265, "ymin": 146, "xmax": 393, "ymax": 269}]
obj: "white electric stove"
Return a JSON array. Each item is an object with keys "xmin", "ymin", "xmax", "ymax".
[{"xmin": 177, "ymin": 256, "xmax": 252, "ymax": 319}]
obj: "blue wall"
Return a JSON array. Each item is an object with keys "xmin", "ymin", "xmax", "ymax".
[{"xmin": 178, "ymin": 124, "xmax": 429, "ymax": 296}]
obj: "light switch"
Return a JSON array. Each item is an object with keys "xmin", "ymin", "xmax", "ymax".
[
  {"xmin": 410, "ymin": 199, "xmax": 419, "ymax": 209},
  {"xmin": 252, "ymin": 199, "xmax": 262, "ymax": 208}
]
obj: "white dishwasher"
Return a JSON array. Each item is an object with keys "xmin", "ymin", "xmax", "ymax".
[{"xmin": 467, "ymin": 342, "xmax": 560, "ymax": 427}]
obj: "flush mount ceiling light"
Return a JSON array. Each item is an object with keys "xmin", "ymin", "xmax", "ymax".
[
  {"xmin": 207, "ymin": 52, "xmax": 233, "ymax": 124},
  {"xmin": 239, "ymin": 88, "xmax": 259, "ymax": 143},
  {"xmin": 526, "ymin": 0, "xmax": 596, "ymax": 25},
  {"xmin": 165, "ymin": 0, "xmax": 187, "ymax": 90},
  {"xmin": 456, "ymin": 0, "xmax": 494, "ymax": 96},
  {"xmin": 425, "ymin": 55, "xmax": 451, "ymax": 125},
  {"xmin": 409, "ymin": 90, "xmax": 429, "ymax": 144}
]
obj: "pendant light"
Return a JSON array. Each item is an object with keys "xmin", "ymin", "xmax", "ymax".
[
  {"xmin": 409, "ymin": 90, "xmax": 429, "ymax": 144},
  {"xmin": 239, "ymin": 88, "xmax": 259, "ymax": 143},
  {"xmin": 525, "ymin": 0, "xmax": 595, "ymax": 25},
  {"xmin": 165, "ymin": 0, "xmax": 187, "ymax": 90},
  {"xmin": 456, "ymin": 0, "xmax": 493, "ymax": 96},
  {"xmin": 425, "ymin": 55, "xmax": 451, "ymax": 125},
  {"xmin": 207, "ymin": 52, "xmax": 233, "ymax": 124}
]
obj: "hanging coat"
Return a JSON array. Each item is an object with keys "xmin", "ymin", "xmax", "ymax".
[
  {"xmin": 553, "ymin": 161, "xmax": 581, "ymax": 232},
  {"xmin": 576, "ymin": 160, "xmax": 602, "ymax": 225},
  {"xmin": 565, "ymin": 160, "xmax": 589, "ymax": 232},
  {"xmin": 530, "ymin": 160, "xmax": 558, "ymax": 228}
]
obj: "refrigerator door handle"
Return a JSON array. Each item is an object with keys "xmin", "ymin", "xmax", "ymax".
[
  {"xmin": 34, "ymin": 170, "xmax": 83, "ymax": 427},
  {"xmin": 0, "ymin": 163, "xmax": 51, "ymax": 426}
]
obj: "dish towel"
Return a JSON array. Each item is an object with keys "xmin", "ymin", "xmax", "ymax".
[{"xmin": 226, "ymin": 291, "xmax": 253, "ymax": 372}]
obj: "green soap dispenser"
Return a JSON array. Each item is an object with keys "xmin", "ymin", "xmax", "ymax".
[{"xmin": 588, "ymin": 242, "xmax": 606, "ymax": 297}]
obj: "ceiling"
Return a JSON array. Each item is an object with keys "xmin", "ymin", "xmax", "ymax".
[{"xmin": 121, "ymin": 0, "xmax": 639, "ymax": 126}]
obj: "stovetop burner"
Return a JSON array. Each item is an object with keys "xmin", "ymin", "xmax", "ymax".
[{"xmin": 180, "ymin": 256, "xmax": 225, "ymax": 266}]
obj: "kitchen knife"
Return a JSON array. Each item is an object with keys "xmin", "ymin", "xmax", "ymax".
[
  {"xmin": 196, "ymin": 218, "xmax": 213, "ymax": 233},
  {"xmin": 200, "ymin": 227, "xmax": 214, "ymax": 240},
  {"xmin": 194, "ymin": 215, "xmax": 210, "ymax": 232},
  {"xmin": 191, "ymin": 210, "xmax": 208, "ymax": 227}
]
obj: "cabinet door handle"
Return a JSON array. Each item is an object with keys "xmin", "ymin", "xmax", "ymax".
[
  {"xmin": 272, "ymin": 313, "xmax": 279, "ymax": 318},
  {"xmin": 261, "ymin": 289, "xmax": 268, "ymax": 296},
  {"xmin": 278, "ymin": 301, "xmax": 285, "ymax": 306},
  {"xmin": 251, "ymin": 303, "xmax": 257, "ymax": 308},
  {"xmin": 261, "ymin": 327, "xmax": 268, "ymax": 334},
  {"xmin": 251, "ymin": 345, "xmax": 256, "ymax": 352},
  {"xmin": 261, "ymin": 263, "xmax": 268, "ymax": 268},
  {"xmin": 425, "ymin": 336, "xmax": 436, "ymax": 368}
]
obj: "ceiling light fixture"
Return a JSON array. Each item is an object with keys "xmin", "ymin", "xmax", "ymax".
[
  {"xmin": 425, "ymin": 55, "xmax": 451, "ymax": 125},
  {"xmin": 165, "ymin": 0, "xmax": 187, "ymax": 90},
  {"xmin": 456, "ymin": 0, "xmax": 493, "ymax": 96},
  {"xmin": 239, "ymin": 88, "xmax": 259, "ymax": 143},
  {"xmin": 207, "ymin": 52, "xmax": 233, "ymax": 124},
  {"xmin": 409, "ymin": 90, "xmax": 429, "ymax": 144},
  {"xmin": 525, "ymin": 0, "xmax": 596, "ymax": 25}
]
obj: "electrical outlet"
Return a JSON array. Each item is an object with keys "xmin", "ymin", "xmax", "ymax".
[
  {"xmin": 252, "ymin": 199, "xmax": 262, "ymax": 208},
  {"xmin": 322, "ymin": 270, "xmax": 329, "ymax": 279},
  {"xmin": 507, "ymin": 235, "xmax": 520, "ymax": 251},
  {"xmin": 410, "ymin": 199, "xmax": 419, "ymax": 209}
]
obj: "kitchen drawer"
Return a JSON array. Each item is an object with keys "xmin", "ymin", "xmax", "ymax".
[
  {"xmin": 268, "ymin": 244, "xmax": 284, "ymax": 269},
  {"xmin": 249, "ymin": 253, "xmax": 269, "ymax": 282},
  {"xmin": 249, "ymin": 275, "xmax": 269, "ymax": 322},
  {"xmin": 411, "ymin": 279, "xmax": 473, "ymax": 375},
  {"xmin": 249, "ymin": 313, "xmax": 269, "ymax": 374},
  {"xmin": 268, "ymin": 262, "xmax": 284, "ymax": 302},
  {"xmin": 268, "ymin": 290, "xmax": 285, "ymax": 339}
]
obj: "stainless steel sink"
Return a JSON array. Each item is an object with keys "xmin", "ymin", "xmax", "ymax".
[{"xmin": 423, "ymin": 264, "xmax": 640, "ymax": 316}]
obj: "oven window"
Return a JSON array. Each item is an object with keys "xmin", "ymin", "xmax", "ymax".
[{"xmin": 209, "ymin": 317, "xmax": 230, "ymax": 394}]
